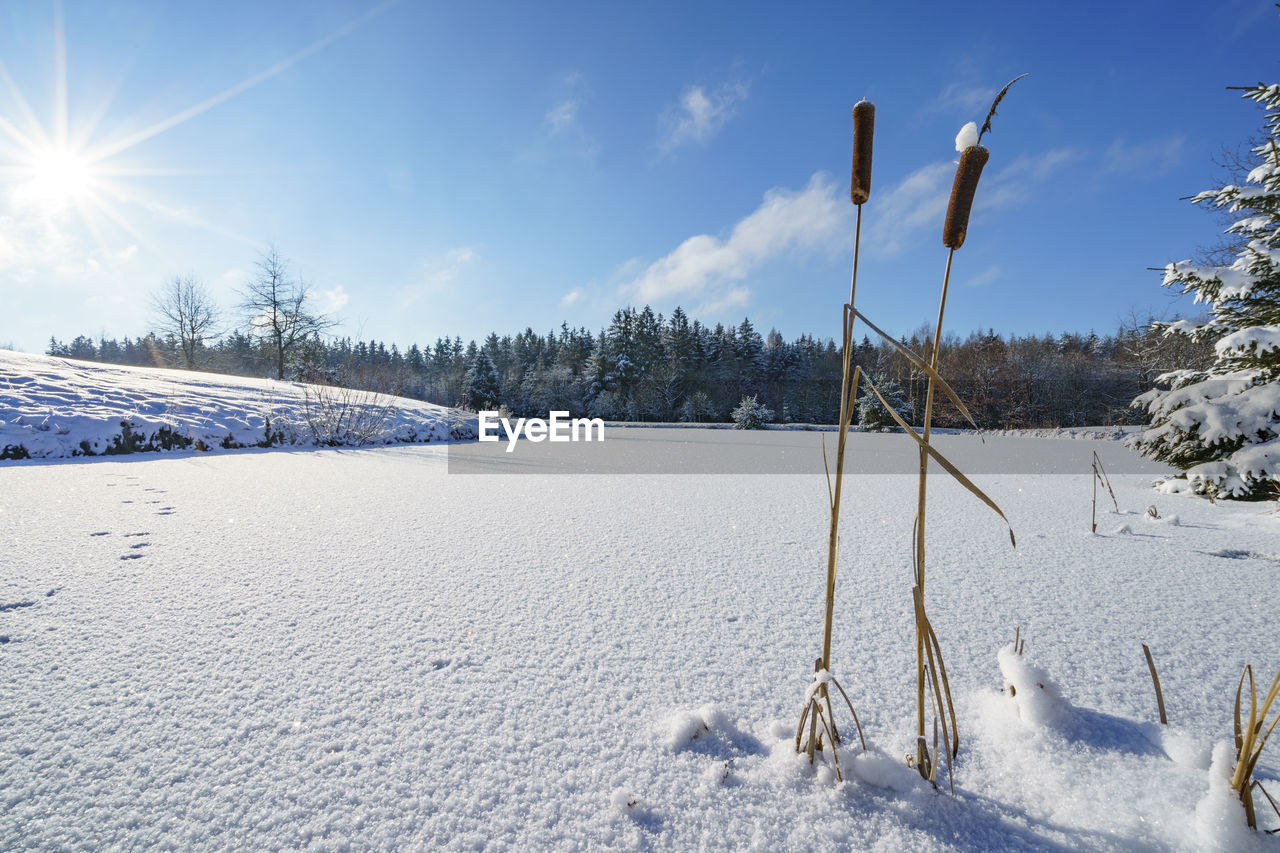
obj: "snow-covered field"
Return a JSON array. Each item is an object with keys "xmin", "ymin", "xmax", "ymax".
[
  {"xmin": 3, "ymin": 427, "xmax": 1279, "ymax": 850},
  {"xmin": 0, "ymin": 351, "xmax": 473, "ymax": 459}
]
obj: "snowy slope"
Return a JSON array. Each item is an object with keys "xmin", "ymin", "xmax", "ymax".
[
  {"xmin": 0, "ymin": 350, "xmax": 475, "ymax": 459},
  {"xmin": 2, "ymin": 435, "xmax": 1279, "ymax": 851}
]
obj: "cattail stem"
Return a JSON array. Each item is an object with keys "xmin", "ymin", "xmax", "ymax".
[
  {"xmin": 821, "ymin": 204, "xmax": 864, "ymax": 673},
  {"xmin": 914, "ymin": 247, "xmax": 954, "ymax": 769}
]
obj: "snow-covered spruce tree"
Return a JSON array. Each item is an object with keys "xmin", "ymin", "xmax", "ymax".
[
  {"xmin": 1130, "ymin": 83, "xmax": 1280, "ymax": 500},
  {"xmin": 857, "ymin": 373, "xmax": 911, "ymax": 430},
  {"xmin": 463, "ymin": 351, "xmax": 501, "ymax": 411},
  {"xmin": 731, "ymin": 394, "xmax": 774, "ymax": 429}
]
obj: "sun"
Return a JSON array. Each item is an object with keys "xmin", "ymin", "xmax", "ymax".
[{"xmin": 22, "ymin": 147, "xmax": 95, "ymax": 208}]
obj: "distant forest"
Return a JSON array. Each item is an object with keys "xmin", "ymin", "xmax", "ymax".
[{"xmin": 44, "ymin": 305, "xmax": 1212, "ymax": 428}]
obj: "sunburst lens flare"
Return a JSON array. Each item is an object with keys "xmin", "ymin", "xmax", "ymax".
[{"xmin": 21, "ymin": 147, "xmax": 94, "ymax": 208}]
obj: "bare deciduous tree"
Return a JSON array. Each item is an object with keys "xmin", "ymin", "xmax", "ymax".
[
  {"xmin": 151, "ymin": 274, "xmax": 220, "ymax": 370},
  {"xmin": 241, "ymin": 246, "xmax": 334, "ymax": 380}
]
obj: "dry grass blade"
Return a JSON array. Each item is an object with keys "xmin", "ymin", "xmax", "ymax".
[
  {"xmin": 794, "ymin": 699, "xmax": 811, "ymax": 751},
  {"xmin": 1254, "ymin": 781, "xmax": 1280, "ymax": 832},
  {"xmin": 1093, "ymin": 450, "xmax": 1119, "ymax": 511},
  {"xmin": 795, "ymin": 667, "xmax": 867, "ymax": 781},
  {"xmin": 852, "ymin": 307, "xmax": 983, "ymax": 435},
  {"xmin": 830, "ymin": 676, "xmax": 868, "ymax": 750},
  {"xmin": 821, "ymin": 433, "xmax": 833, "ymax": 510},
  {"xmin": 916, "ymin": 587, "xmax": 959, "ymax": 757},
  {"xmin": 915, "ymin": 587, "xmax": 956, "ymax": 793},
  {"xmin": 977, "ymin": 73, "xmax": 1029, "ymax": 142},
  {"xmin": 862, "ymin": 374, "xmax": 1016, "ymax": 546},
  {"xmin": 1231, "ymin": 663, "xmax": 1280, "ymax": 829},
  {"xmin": 1142, "ymin": 643, "xmax": 1168, "ymax": 725}
]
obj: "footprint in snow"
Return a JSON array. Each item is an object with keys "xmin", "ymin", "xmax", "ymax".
[
  {"xmin": 0, "ymin": 601, "xmax": 36, "ymax": 612},
  {"xmin": 1205, "ymin": 548, "xmax": 1280, "ymax": 561},
  {"xmin": 89, "ymin": 531, "xmax": 110, "ymax": 537},
  {"xmin": 119, "ymin": 554, "xmax": 144, "ymax": 561},
  {"xmin": 123, "ymin": 532, "xmax": 149, "ymax": 538}
]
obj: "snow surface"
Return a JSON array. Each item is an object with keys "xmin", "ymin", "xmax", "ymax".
[
  {"xmin": 3, "ymin": 429, "xmax": 1280, "ymax": 849},
  {"xmin": 1216, "ymin": 325, "xmax": 1280, "ymax": 358},
  {"xmin": 0, "ymin": 350, "xmax": 475, "ymax": 458}
]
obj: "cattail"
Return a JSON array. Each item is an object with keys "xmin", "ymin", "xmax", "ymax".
[
  {"xmin": 942, "ymin": 144, "xmax": 989, "ymax": 250},
  {"xmin": 850, "ymin": 100, "xmax": 875, "ymax": 205}
]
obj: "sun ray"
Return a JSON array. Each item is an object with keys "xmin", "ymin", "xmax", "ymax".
[
  {"xmin": 79, "ymin": 187, "xmax": 173, "ymax": 266},
  {"xmin": 86, "ymin": 0, "xmax": 400, "ymax": 163},
  {"xmin": 53, "ymin": 0, "xmax": 68, "ymax": 149},
  {"xmin": 100, "ymin": 178, "xmax": 258, "ymax": 246},
  {"xmin": 72, "ymin": 190, "xmax": 113, "ymax": 258},
  {"xmin": 0, "ymin": 0, "xmax": 401, "ymax": 273},
  {"xmin": 0, "ymin": 61, "xmax": 53, "ymax": 154}
]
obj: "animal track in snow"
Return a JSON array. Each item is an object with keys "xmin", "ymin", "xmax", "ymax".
[
  {"xmin": 0, "ymin": 601, "xmax": 36, "ymax": 612},
  {"xmin": 1205, "ymin": 548, "xmax": 1280, "ymax": 561}
]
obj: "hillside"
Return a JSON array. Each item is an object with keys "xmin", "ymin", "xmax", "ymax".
[{"xmin": 0, "ymin": 351, "xmax": 476, "ymax": 460}]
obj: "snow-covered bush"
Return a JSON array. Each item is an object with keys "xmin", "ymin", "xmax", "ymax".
[
  {"xmin": 1129, "ymin": 83, "xmax": 1280, "ymax": 500},
  {"xmin": 298, "ymin": 382, "xmax": 399, "ymax": 447},
  {"xmin": 730, "ymin": 395, "xmax": 773, "ymax": 429},
  {"xmin": 857, "ymin": 373, "xmax": 911, "ymax": 430}
]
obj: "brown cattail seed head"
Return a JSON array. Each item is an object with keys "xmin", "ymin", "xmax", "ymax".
[
  {"xmin": 850, "ymin": 100, "xmax": 875, "ymax": 205},
  {"xmin": 942, "ymin": 144, "xmax": 989, "ymax": 249}
]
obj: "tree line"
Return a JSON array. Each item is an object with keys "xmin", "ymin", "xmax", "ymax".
[{"xmin": 44, "ymin": 263, "xmax": 1213, "ymax": 429}]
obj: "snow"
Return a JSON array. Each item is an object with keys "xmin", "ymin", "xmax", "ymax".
[
  {"xmin": 1162, "ymin": 259, "xmax": 1256, "ymax": 301},
  {"xmin": 955, "ymin": 121, "xmax": 979, "ymax": 152},
  {"xmin": 4, "ymin": 355, "xmax": 1280, "ymax": 849},
  {"xmin": 4, "ymin": 427, "xmax": 1280, "ymax": 849},
  {"xmin": 0, "ymin": 350, "xmax": 475, "ymax": 458},
  {"xmin": 1216, "ymin": 325, "xmax": 1280, "ymax": 357},
  {"xmin": 1132, "ymin": 370, "xmax": 1280, "ymax": 497}
]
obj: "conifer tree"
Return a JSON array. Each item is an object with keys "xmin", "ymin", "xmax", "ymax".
[
  {"xmin": 463, "ymin": 351, "xmax": 502, "ymax": 410},
  {"xmin": 1130, "ymin": 83, "xmax": 1280, "ymax": 499},
  {"xmin": 857, "ymin": 373, "xmax": 912, "ymax": 430}
]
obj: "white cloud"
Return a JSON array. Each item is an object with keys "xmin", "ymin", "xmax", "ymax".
[
  {"xmin": 868, "ymin": 148, "xmax": 1075, "ymax": 255},
  {"xmin": 978, "ymin": 147, "xmax": 1075, "ymax": 209},
  {"xmin": 400, "ymin": 246, "xmax": 479, "ymax": 308},
  {"xmin": 930, "ymin": 81, "xmax": 996, "ymax": 117},
  {"xmin": 544, "ymin": 98, "xmax": 580, "ymax": 135},
  {"xmin": 866, "ymin": 162, "xmax": 955, "ymax": 255},
  {"xmin": 561, "ymin": 287, "xmax": 583, "ymax": 307},
  {"xmin": 532, "ymin": 71, "xmax": 598, "ymax": 161},
  {"xmin": 658, "ymin": 80, "xmax": 749, "ymax": 153},
  {"xmin": 317, "ymin": 285, "xmax": 349, "ymax": 314},
  {"xmin": 1104, "ymin": 135, "xmax": 1187, "ymax": 177},
  {"xmin": 964, "ymin": 265, "xmax": 1002, "ymax": 288},
  {"xmin": 691, "ymin": 287, "xmax": 750, "ymax": 317},
  {"xmin": 622, "ymin": 172, "xmax": 848, "ymax": 308}
]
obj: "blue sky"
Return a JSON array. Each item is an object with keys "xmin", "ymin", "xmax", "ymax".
[{"xmin": 1, "ymin": 0, "xmax": 1277, "ymax": 354}]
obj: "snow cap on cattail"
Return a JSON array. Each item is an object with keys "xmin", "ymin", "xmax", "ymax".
[
  {"xmin": 955, "ymin": 121, "xmax": 978, "ymax": 153},
  {"xmin": 942, "ymin": 144, "xmax": 989, "ymax": 250},
  {"xmin": 850, "ymin": 100, "xmax": 875, "ymax": 205}
]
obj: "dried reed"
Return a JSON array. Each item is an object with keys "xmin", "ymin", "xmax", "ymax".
[
  {"xmin": 908, "ymin": 74, "xmax": 1025, "ymax": 785},
  {"xmin": 1232, "ymin": 664, "xmax": 1280, "ymax": 830},
  {"xmin": 1092, "ymin": 450, "xmax": 1119, "ymax": 533},
  {"xmin": 793, "ymin": 100, "xmax": 874, "ymax": 778},
  {"xmin": 1141, "ymin": 643, "xmax": 1168, "ymax": 725}
]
